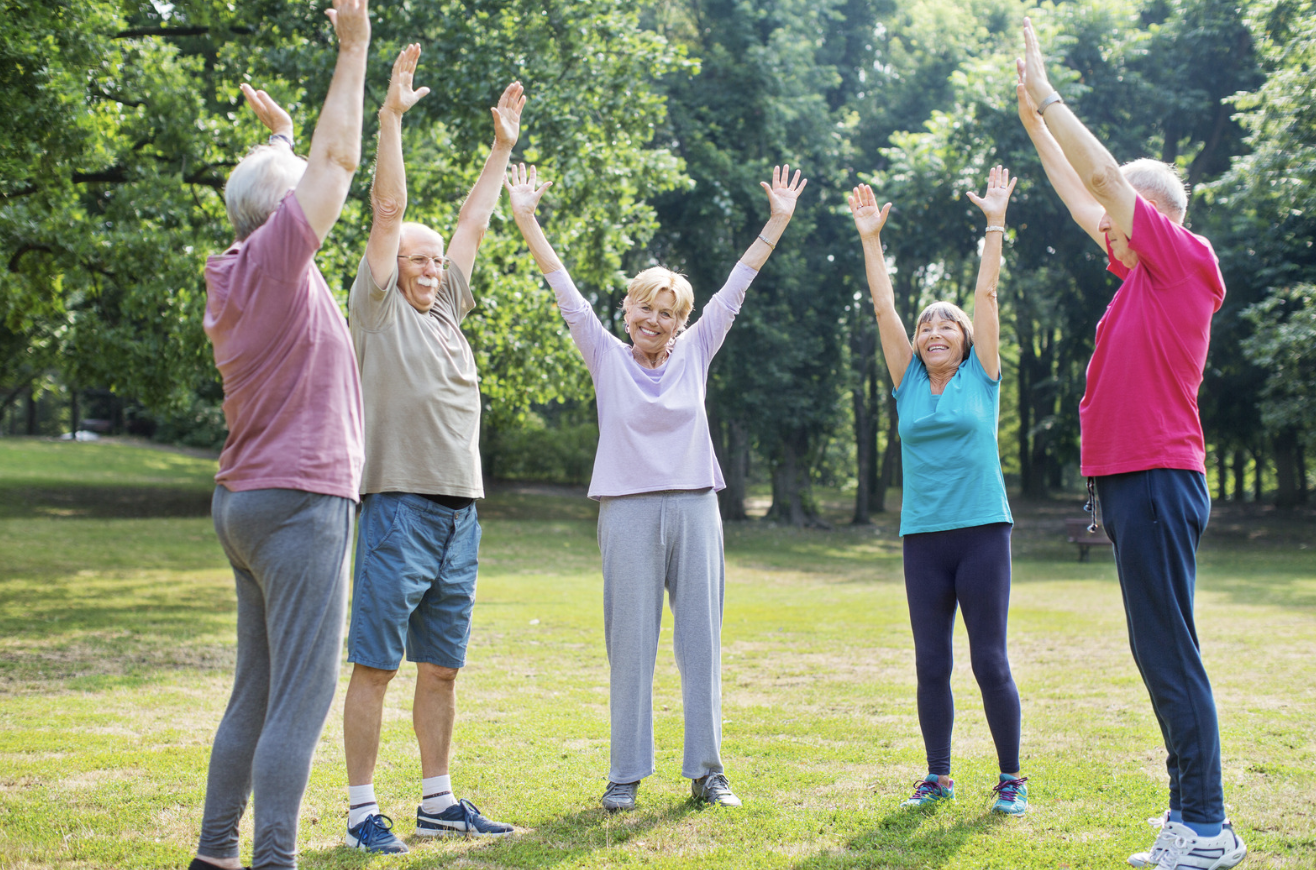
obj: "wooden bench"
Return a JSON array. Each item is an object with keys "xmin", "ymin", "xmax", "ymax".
[{"xmin": 1065, "ymin": 518, "xmax": 1113, "ymax": 562}]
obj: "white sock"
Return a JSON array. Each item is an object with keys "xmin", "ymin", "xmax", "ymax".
[
  {"xmin": 421, "ymin": 775, "xmax": 456, "ymax": 813},
  {"xmin": 348, "ymin": 783, "xmax": 379, "ymax": 827}
]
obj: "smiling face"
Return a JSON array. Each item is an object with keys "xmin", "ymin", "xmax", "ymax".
[
  {"xmin": 915, "ymin": 315, "xmax": 967, "ymax": 372},
  {"xmin": 397, "ymin": 223, "xmax": 446, "ymax": 313},
  {"xmin": 624, "ymin": 288, "xmax": 680, "ymax": 357}
]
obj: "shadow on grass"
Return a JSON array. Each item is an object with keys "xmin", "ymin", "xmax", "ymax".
[
  {"xmin": 792, "ymin": 804, "xmax": 1009, "ymax": 869},
  {"xmin": 297, "ymin": 801, "xmax": 700, "ymax": 868},
  {"xmin": 0, "ymin": 484, "xmax": 214, "ymax": 519}
]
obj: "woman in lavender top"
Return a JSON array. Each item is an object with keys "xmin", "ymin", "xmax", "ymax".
[{"xmin": 506, "ymin": 162, "xmax": 805, "ymax": 811}]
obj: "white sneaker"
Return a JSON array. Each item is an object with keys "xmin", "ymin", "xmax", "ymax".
[
  {"xmin": 1129, "ymin": 811, "xmax": 1174, "ymax": 867},
  {"xmin": 1153, "ymin": 821, "xmax": 1247, "ymax": 870}
]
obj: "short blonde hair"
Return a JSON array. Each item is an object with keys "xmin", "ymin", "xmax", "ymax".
[
  {"xmin": 623, "ymin": 267, "xmax": 695, "ymax": 330},
  {"xmin": 1122, "ymin": 158, "xmax": 1188, "ymax": 224},
  {"xmin": 224, "ymin": 144, "xmax": 307, "ymax": 240},
  {"xmin": 913, "ymin": 301, "xmax": 974, "ymax": 362}
]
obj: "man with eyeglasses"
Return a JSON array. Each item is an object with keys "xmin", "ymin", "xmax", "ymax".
[{"xmin": 340, "ymin": 44, "xmax": 524, "ymax": 852}]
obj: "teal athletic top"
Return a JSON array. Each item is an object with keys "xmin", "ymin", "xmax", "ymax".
[{"xmin": 893, "ymin": 352, "xmax": 1012, "ymax": 536}]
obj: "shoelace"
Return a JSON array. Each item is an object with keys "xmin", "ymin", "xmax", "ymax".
[
  {"xmin": 702, "ymin": 773, "xmax": 732, "ymax": 796},
  {"xmin": 453, "ymin": 798, "xmax": 484, "ymax": 830},
  {"xmin": 910, "ymin": 779, "xmax": 942, "ymax": 799},
  {"xmin": 359, "ymin": 814, "xmax": 396, "ymax": 844},
  {"xmin": 991, "ymin": 776, "xmax": 1028, "ymax": 801}
]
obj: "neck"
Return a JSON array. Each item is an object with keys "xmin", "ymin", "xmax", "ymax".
[
  {"xmin": 927, "ymin": 363, "xmax": 957, "ymax": 394},
  {"xmin": 632, "ymin": 343, "xmax": 669, "ymax": 369}
]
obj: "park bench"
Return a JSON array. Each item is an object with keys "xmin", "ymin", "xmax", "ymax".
[{"xmin": 1065, "ymin": 518, "xmax": 1113, "ymax": 562}]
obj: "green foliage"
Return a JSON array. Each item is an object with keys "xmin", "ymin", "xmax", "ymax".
[{"xmin": 1241, "ymin": 284, "xmax": 1316, "ymax": 448}]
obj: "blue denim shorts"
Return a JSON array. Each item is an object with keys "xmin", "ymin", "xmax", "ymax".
[{"xmin": 347, "ymin": 492, "xmax": 481, "ymax": 670}]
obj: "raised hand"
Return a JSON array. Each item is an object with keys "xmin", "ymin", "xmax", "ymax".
[
  {"xmin": 848, "ymin": 184, "xmax": 892, "ymax": 239},
  {"xmin": 492, "ymin": 82, "xmax": 526, "ymax": 148},
  {"xmin": 240, "ymin": 84, "xmax": 294, "ymax": 140},
  {"xmin": 1019, "ymin": 17, "xmax": 1054, "ymax": 106},
  {"xmin": 966, "ymin": 165, "xmax": 1017, "ymax": 224},
  {"xmin": 382, "ymin": 44, "xmax": 429, "ymax": 116},
  {"xmin": 761, "ymin": 164, "xmax": 808, "ymax": 219},
  {"xmin": 1015, "ymin": 58, "xmax": 1045, "ymax": 132},
  {"xmin": 325, "ymin": 0, "xmax": 370, "ymax": 50},
  {"xmin": 504, "ymin": 162, "xmax": 552, "ymax": 217}
]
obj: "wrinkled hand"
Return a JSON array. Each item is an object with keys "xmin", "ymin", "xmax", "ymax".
[
  {"xmin": 1019, "ymin": 17, "xmax": 1054, "ymax": 106},
  {"xmin": 325, "ymin": 0, "xmax": 370, "ymax": 50},
  {"xmin": 492, "ymin": 82, "xmax": 526, "ymax": 148},
  {"xmin": 382, "ymin": 44, "xmax": 429, "ymax": 116},
  {"xmin": 240, "ymin": 84, "xmax": 293, "ymax": 140},
  {"xmin": 762, "ymin": 164, "xmax": 808, "ymax": 219},
  {"xmin": 848, "ymin": 184, "xmax": 892, "ymax": 239},
  {"xmin": 1015, "ymin": 58, "xmax": 1045, "ymax": 131},
  {"xmin": 966, "ymin": 165, "xmax": 1017, "ymax": 225},
  {"xmin": 504, "ymin": 162, "xmax": 552, "ymax": 216}
]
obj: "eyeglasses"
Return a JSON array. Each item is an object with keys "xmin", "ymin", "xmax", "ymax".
[{"xmin": 398, "ymin": 255, "xmax": 448, "ymax": 269}]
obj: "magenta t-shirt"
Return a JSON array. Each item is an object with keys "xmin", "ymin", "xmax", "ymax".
[
  {"xmin": 203, "ymin": 193, "xmax": 364, "ymax": 501},
  {"xmin": 1079, "ymin": 195, "xmax": 1225, "ymax": 477}
]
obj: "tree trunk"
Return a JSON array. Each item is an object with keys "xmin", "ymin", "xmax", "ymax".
[
  {"xmin": 721, "ymin": 417, "xmax": 749, "ymax": 521},
  {"xmin": 1253, "ymin": 444, "xmax": 1264, "ymax": 503},
  {"xmin": 851, "ymin": 321, "xmax": 876, "ymax": 525},
  {"xmin": 1273, "ymin": 429, "xmax": 1304, "ymax": 508},
  {"xmin": 25, "ymin": 390, "xmax": 37, "ymax": 435},
  {"xmin": 1215, "ymin": 441, "xmax": 1228, "ymax": 501},
  {"xmin": 70, "ymin": 388, "xmax": 80, "ymax": 437},
  {"xmin": 1232, "ymin": 449, "xmax": 1245, "ymax": 502},
  {"xmin": 768, "ymin": 430, "xmax": 814, "ymax": 527}
]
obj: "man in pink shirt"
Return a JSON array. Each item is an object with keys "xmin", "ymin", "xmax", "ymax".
[
  {"xmin": 193, "ymin": 1, "xmax": 368, "ymax": 867},
  {"xmin": 1018, "ymin": 19, "xmax": 1245, "ymax": 870}
]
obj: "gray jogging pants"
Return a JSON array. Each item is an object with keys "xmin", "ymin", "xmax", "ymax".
[
  {"xmin": 198, "ymin": 486, "xmax": 353, "ymax": 869},
  {"xmin": 598, "ymin": 488, "xmax": 725, "ymax": 783}
]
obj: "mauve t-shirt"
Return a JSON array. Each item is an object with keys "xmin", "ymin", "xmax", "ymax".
[
  {"xmin": 1079, "ymin": 195, "xmax": 1225, "ymax": 477},
  {"xmin": 203, "ymin": 192, "xmax": 364, "ymax": 501}
]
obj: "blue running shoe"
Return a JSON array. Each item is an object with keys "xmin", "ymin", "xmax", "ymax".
[
  {"xmin": 416, "ymin": 799, "xmax": 514, "ymax": 838},
  {"xmin": 900, "ymin": 774, "xmax": 954, "ymax": 807},
  {"xmin": 345, "ymin": 813, "xmax": 409, "ymax": 854},
  {"xmin": 990, "ymin": 774, "xmax": 1029, "ymax": 815}
]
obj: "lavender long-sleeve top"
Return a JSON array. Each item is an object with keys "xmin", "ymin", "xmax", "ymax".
[{"xmin": 544, "ymin": 262, "xmax": 757, "ymax": 499}]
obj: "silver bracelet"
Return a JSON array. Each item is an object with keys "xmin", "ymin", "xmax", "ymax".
[
  {"xmin": 985, "ymin": 225, "xmax": 1006, "ymax": 234},
  {"xmin": 757, "ymin": 234, "xmax": 776, "ymax": 249},
  {"xmin": 269, "ymin": 132, "xmax": 295, "ymax": 149},
  {"xmin": 1036, "ymin": 92, "xmax": 1063, "ymax": 116}
]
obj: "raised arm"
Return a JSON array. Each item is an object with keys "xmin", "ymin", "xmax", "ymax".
[
  {"xmin": 504, "ymin": 163, "xmax": 564, "ymax": 275},
  {"xmin": 1015, "ymin": 60, "xmax": 1105, "ymax": 249},
  {"xmin": 848, "ymin": 184, "xmax": 913, "ymax": 389},
  {"xmin": 1020, "ymin": 17, "xmax": 1136, "ymax": 237},
  {"xmin": 445, "ymin": 82, "xmax": 525, "ymax": 281},
  {"xmin": 365, "ymin": 44, "xmax": 430, "ymax": 287},
  {"xmin": 291, "ymin": 0, "xmax": 371, "ymax": 244},
  {"xmin": 740, "ymin": 165, "xmax": 807, "ymax": 271},
  {"xmin": 964, "ymin": 166, "xmax": 1017, "ymax": 380}
]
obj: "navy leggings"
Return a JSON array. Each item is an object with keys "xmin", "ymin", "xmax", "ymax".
[
  {"xmin": 903, "ymin": 522, "xmax": 1020, "ymax": 775},
  {"xmin": 1096, "ymin": 469, "xmax": 1222, "ymax": 824}
]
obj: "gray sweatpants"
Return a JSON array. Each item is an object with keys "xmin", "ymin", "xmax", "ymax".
[
  {"xmin": 598, "ymin": 488, "xmax": 725, "ymax": 783},
  {"xmin": 199, "ymin": 486, "xmax": 353, "ymax": 870}
]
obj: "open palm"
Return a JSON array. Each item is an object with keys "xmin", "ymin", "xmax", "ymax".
[
  {"xmin": 848, "ymin": 184, "xmax": 892, "ymax": 239},
  {"xmin": 383, "ymin": 44, "xmax": 429, "ymax": 115},
  {"xmin": 966, "ymin": 165, "xmax": 1017, "ymax": 223},
  {"xmin": 762, "ymin": 164, "xmax": 808, "ymax": 218},
  {"xmin": 492, "ymin": 82, "xmax": 526, "ymax": 147},
  {"xmin": 504, "ymin": 162, "xmax": 551, "ymax": 216}
]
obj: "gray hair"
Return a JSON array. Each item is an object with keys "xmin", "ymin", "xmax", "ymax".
[
  {"xmin": 913, "ymin": 301, "xmax": 974, "ymax": 362},
  {"xmin": 1121, "ymin": 159, "xmax": 1188, "ymax": 224},
  {"xmin": 224, "ymin": 145, "xmax": 308, "ymax": 240}
]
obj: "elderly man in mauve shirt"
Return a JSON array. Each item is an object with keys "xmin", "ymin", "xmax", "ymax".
[
  {"xmin": 1017, "ymin": 18, "xmax": 1246, "ymax": 870},
  {"xmin": 337, "ymin": 43, "xmax": 524, "ymax": 853},
  {"xmin": 194, "ymin": 1, "xmax": 369, "ymax": 868}
]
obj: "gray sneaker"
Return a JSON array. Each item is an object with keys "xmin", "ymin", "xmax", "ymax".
[
  {"xmin": 691, "ymin": 772, "xmax": 742, "ymax": 807},
  {"xmin": 601, "ymin": 781, "xmax": 638, "ymax": 812}
]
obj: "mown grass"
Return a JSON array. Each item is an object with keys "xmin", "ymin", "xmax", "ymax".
[{"xmin": 1, "ymin": 438, "xmax": 1314, "ymax": 869}]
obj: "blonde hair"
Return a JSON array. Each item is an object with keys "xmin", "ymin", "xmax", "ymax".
[
  {"xmin": 623, "ymin": 267, "xmax": 695, "ymax": 331},
  {"xmin": 913, "ymin": 301, "xmax": 974, "ymax": 362},
  {"xmin": 224, "ymin": 144, "xmax": 307, "ymax": 240},
  {"xmin": 1121, "ymin": 158, "xmax": 1188, "ymax": 224}
]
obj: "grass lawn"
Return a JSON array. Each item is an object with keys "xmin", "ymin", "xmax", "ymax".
[{"xmin": 1, "ymin": 438, "xmax": 1314, "ymax": 869}]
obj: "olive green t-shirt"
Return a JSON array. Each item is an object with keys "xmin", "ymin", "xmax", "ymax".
[{"xmin": 348, "ymin": 255, "xmax": 483, "ymax": 498}]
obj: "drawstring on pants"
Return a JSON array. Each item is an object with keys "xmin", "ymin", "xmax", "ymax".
[{"xmin": 1083, "ymin": 477, "xmax": 1100, "ymax": 533}]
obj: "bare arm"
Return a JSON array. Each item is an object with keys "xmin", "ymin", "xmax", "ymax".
[
  {"xmin": 446, "ymin": 82, "xmax": 525, "ymax": 282},
  {"xmin": 740, "ymin": 165, "xmax": 807, "ymax": 271},
  {"xmin": 848, "ymin": 184, "xmax": 913, "ymax": 389},
  {"xmin": 964, "ymin": 166, "xmax": 1018, "ymax": 380},
  {"xmin": 1020, "ymin": 17, "xmax": 1136, "ymax": 237},
  {"xmin": 1014, "ymin": 60, "xmax": 1105, "ymax": 249},
  {"xmin": 505, "ymin": 163, "xmax": 564, "ymax": 275},
  {"xmin": 287, "ymin": 0, "xmax": 370, "ymax": 244},
  {"xmin": 365, "ymin": 44, "xmax": 430, "ymax": 287}
]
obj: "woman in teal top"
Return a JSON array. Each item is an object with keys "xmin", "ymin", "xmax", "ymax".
[{"xmin": 849, "ymin": 166, "xmax": 1028, "ymax": 815}]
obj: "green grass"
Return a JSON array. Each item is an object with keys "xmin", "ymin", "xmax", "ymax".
[{"xmin": 1, "ymin": 438, "xmax": 1314, "ymax": 869}]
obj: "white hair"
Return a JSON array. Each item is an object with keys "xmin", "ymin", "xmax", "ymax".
[
  {"xmin": 1121, "ymin": 158, "xmax": 1188, "ymax": 224},
  {"xmin": 224, "ymin": 145, "xmax": 307, "ymax": 240}
]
